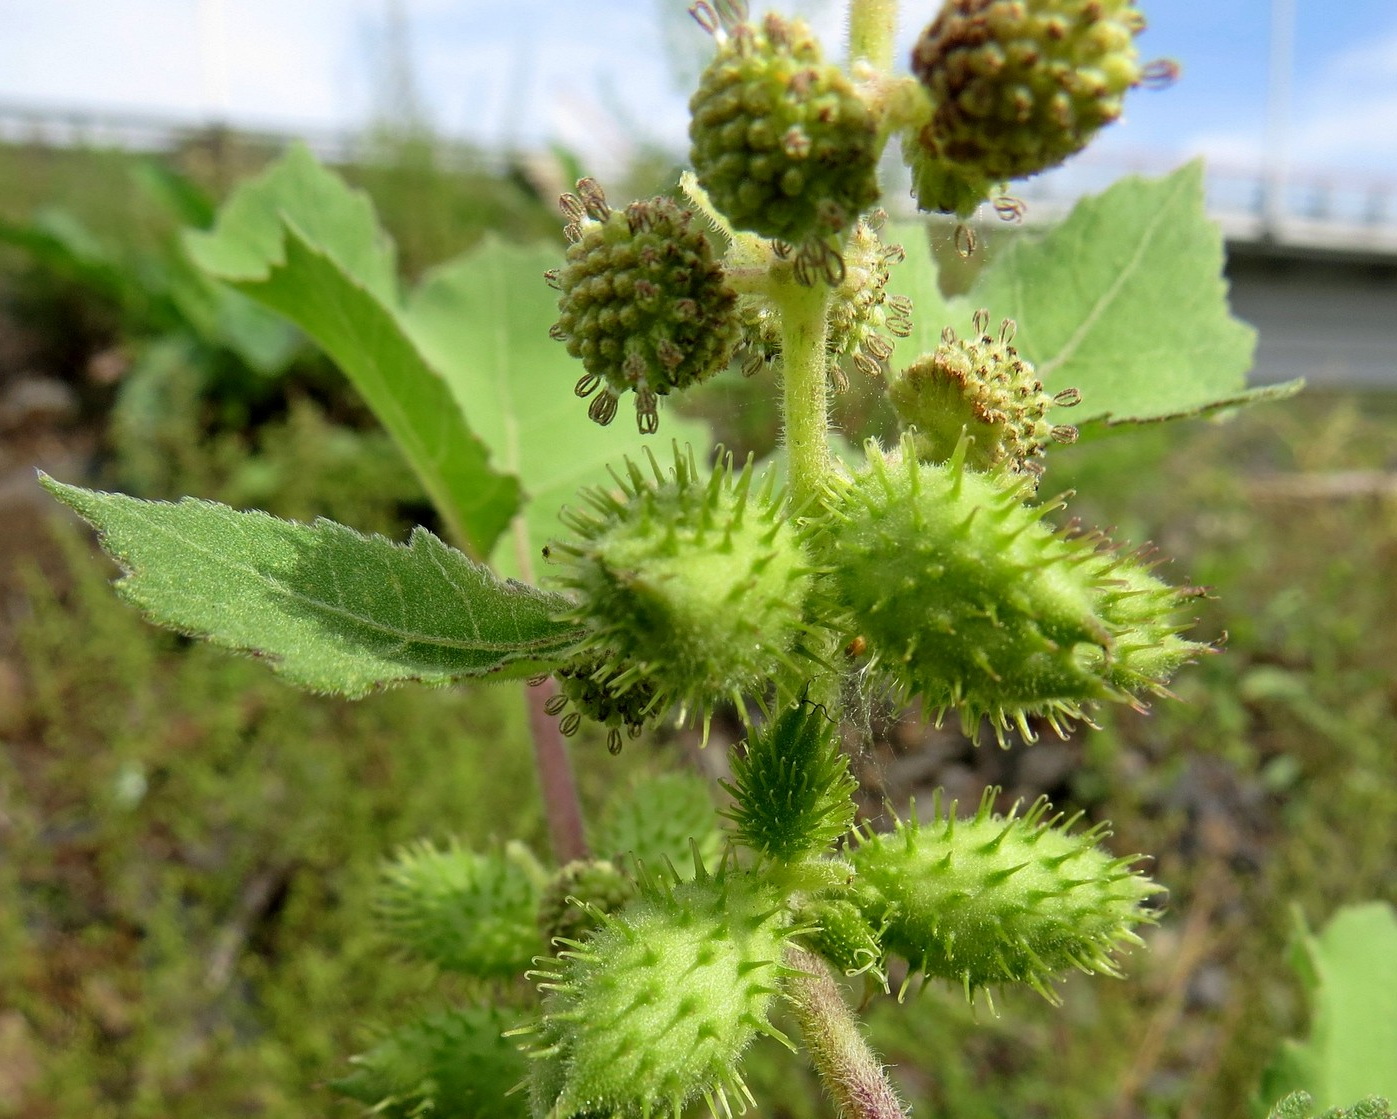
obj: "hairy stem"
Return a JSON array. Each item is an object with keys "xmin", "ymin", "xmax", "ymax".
[
  {"xmin": 848, "ymin": 0, "xmax": 899, "ymax": 71},
  {"xmin": 784, "ymin": 946, "xmax": 910, "ymax": 1119},
  {"xmin": 526, "ymin": 679, "xmax": 589, "ymax": 864},
  {"xmin": 514, "ymin": 515, "xmax": 588, "ymax": 865},
  {"xmin": 775, "ymin": 277, "xmax": 833, "ymax": 513}
]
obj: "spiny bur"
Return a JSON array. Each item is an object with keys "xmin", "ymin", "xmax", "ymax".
[
  {"xmin": 548, "ymin": 445, "xmax": 819, "ymax": 734},
  {"xmin": 890, "ymin": 308, "xmax": 1080, "ymax": 478},
  {"xmin": 1268, "ymin": 1094, "xmax": 1396, "ymax": 1119},
  {"xmin": 548, "ymin": 179, "xmax": 739, "ymax": 433},
  {"xmin": 333, "ymin": 1006, "xmax": 528, "ymax": 1119},
  {"xmin": 592, "ymin": 772, "xmax": 725, "ymax": 881},
  {"xmin": 905, "ymin": 0, "xmax": 1147, "ymax": 215},
  {"xmin": 850, "ymin": 789, "xmax": 1161, "ymax": 1003},
  {"xmin": 723, "ymin": 702, "xmax": 858, "ymax": 863},
  {"xmin": 689, "ymin": 6, "xmax": 880, "ymax": 248},
  {"xmin": 376, "ymin": 839, "xmax": 542, "ymax": 979},
  {"xmin": 793, "ymin": 896, "xmax": 888, "ymax": 986},
  {"xmin": 819, "ymin": 433, "xmax": 1207, "ymax": 743},
  {"xmin": 538, "ymin": 859, "xmax": 638, "ymax": 947},
  {"xmin": 524, "ymin": 864, "xmax": 794, "ymax": 1119}
]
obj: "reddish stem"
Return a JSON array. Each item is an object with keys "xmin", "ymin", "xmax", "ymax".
[
  {"xmin": 784, "ymin": 947, "xmax": 910, "ymax": 1119},
  {"xmin": 526, "ymin": 677, "xmax": 589, "ymax": 863}
]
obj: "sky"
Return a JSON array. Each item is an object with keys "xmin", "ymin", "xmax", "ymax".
[{"xmin": 1, "ymin": 0, "xmax": 1395, "ymax": 194}]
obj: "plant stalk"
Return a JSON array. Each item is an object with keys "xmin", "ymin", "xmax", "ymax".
[
  {"xmin": 848, "ymin": 0, "xmax": 899, "ymax": 72},
  {"xmin": 514, "ymin": 514, "xmax": 588, "ymax": 865},
  {"xmin": 775, "ymin": 277, "xmax": 834, "ymax": 513},
  {"xmin": 525, "ymin": 678, "xmax": 589, "ymax": 864},
  {"xmin": 784, "ymin": 946, "xmax": 910, "ymax": 1119}
]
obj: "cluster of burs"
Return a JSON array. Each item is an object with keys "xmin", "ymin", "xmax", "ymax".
[
  {"xmin": 545, "ymin": 0, "xmax": 1194, "ymax": 750},
  {"xmin": 514, "ymin": 1, "xmax": 1197, "ymax": 1117}
]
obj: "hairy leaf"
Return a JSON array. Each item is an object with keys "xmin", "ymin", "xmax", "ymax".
[
  {"xmin": 963, "ymin": 162, "xmax": 1287, "ymax": 425},
  {"xmin": 402, "ymin": 237, "xmax": 713, "ymax": 575},
  {"xmin": 184, "ymin": 145, "xmax": 519, "ymax": 557},
  {"xmin": 886, "ymin": 164, "xmax": 1293, "ymax": 429},
  {"xmin": 184, "ymin": 143, "xmax": 398, "ymax": 303},
  {"xmin": 42, "ymin": 477, "xmax": 584, "ymax": 697}
]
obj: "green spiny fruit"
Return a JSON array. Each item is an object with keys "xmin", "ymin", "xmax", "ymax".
[
  {"xmin": 1268, "ymin": 1093, "xmax": 1396, "ymax": 1119},
  {"xmin": 1083, "ymin": 539, "xmax": 1211, "ymax": 696},
  {"xmin": 889, "ymin": 308, "xmax": 1080, "ymax": 478},
  {"xmin": 593, "ymin": 772, "xmax": 724, "ymax": 879},
  {"xmin": 819, "ymin": 434, "xmax": 1207, "ymax": 743},
  {"xmin": 850, "ymin": 788, "xmax": 1161, "ymax": 1003},
  {"xmin": 525, "ymin": 866, "xmax": 792, "ymax": 1119},
  {"xmin": 539, "ymin": 859, "xmax": 639, "ymax": 946},
  {"xmin": 548, "ymin": 179, "xmax": 739, "ymax": 433},
  {"xmin": 689, "ymin": 9, "xmax": 880, "ymax": 246},
  {"xmin": 548, "ymin": 445, "xmax": 819, "ymax": 732},
  {"xmin": 333, "ymin": 1006, "xmax": 528, "ymax": 1119},
  {"xmin": 547, "ymin": 653, "xmax": 662, "ymax": 754},
  {"xmin": 723, "ymin": 702, "xmax": 857, "ymax": 862},
  {"xmin": 376, "ymin": 839, "xmax": 543, "ymax": 978},
  {"xmin": 793, "ymin": 896, "xmax": 887, "ymax": 985},
  {"xmin": 905, "ymin": 0, "xmax": 1147, "ymax": 215}
]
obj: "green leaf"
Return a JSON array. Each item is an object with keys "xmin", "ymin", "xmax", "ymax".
[
  {"xmin": 960, "ymin": 162, "xmax": 1285, "ymax": 427},
  {"xmin": 884, "ymin": 220, "xmax": 951, "ymax": 373},
  {"xmin": 184, "ymin": 143, "xmax": 398, "ymax": 304},
  {"xmin": 401, "ymin": 237, "xmax": 713, "ymax": 574},
  {"xmin": 0, "ymin": 208, "xmax": 134, "ymax": 310},
  {"xmin": 41, "ymin": 477, "xmax": 585, "ymax": 698},
  {"xmin": 1263, "ymin": 903, "xmax": 1397, "ymax": 1110},
  {"xmin": 184, "ymin": 146, "xmax": 519, "ymax": 557}
]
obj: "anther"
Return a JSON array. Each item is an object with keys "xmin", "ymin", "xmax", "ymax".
[
  {"xmin": 994, "ymin": 195, "xmax": 1027, "ymax": 223},
  {"xmin": 1142, "ymin": 58, "xmax": 1180, "ymax": 89},
  {"xmin": 853, "ymin": 351, "xmax": 882, "ymax": 379},
  {"xmin": 635, "ymin": 389, "xmax": 660, "ymax": 434},
  {"xmin": 576, "ymin": 178, "xmax": 610, "ymax": 221},
  {"xmin": 715, "ymin": 0, "xmax": 749, "ymax": 31},
  {"xmin": 954, "ymin": 223, "xmax": 977, "ymax": 259},
  {"xmin": 688, "ymin": 1, "xmax": 721, "ymax": 35},
  {"xmin": 589, "ymin": 391, "xmax": 619, "ymax": 426}
]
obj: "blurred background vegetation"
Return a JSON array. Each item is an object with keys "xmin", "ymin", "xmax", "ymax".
[{"xmin": 0, "ymin": 125, "xmax": 1393, "ymax": 1119}]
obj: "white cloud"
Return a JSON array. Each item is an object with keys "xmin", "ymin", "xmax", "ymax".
[{"xmin": 1179, "ymin": 21, "xmax": 1397, "ymax": 176}]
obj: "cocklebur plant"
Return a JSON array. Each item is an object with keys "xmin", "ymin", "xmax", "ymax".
[{"xmin": 40, "ymin": 0, "xmax": 1295, "ymax": 1115}]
